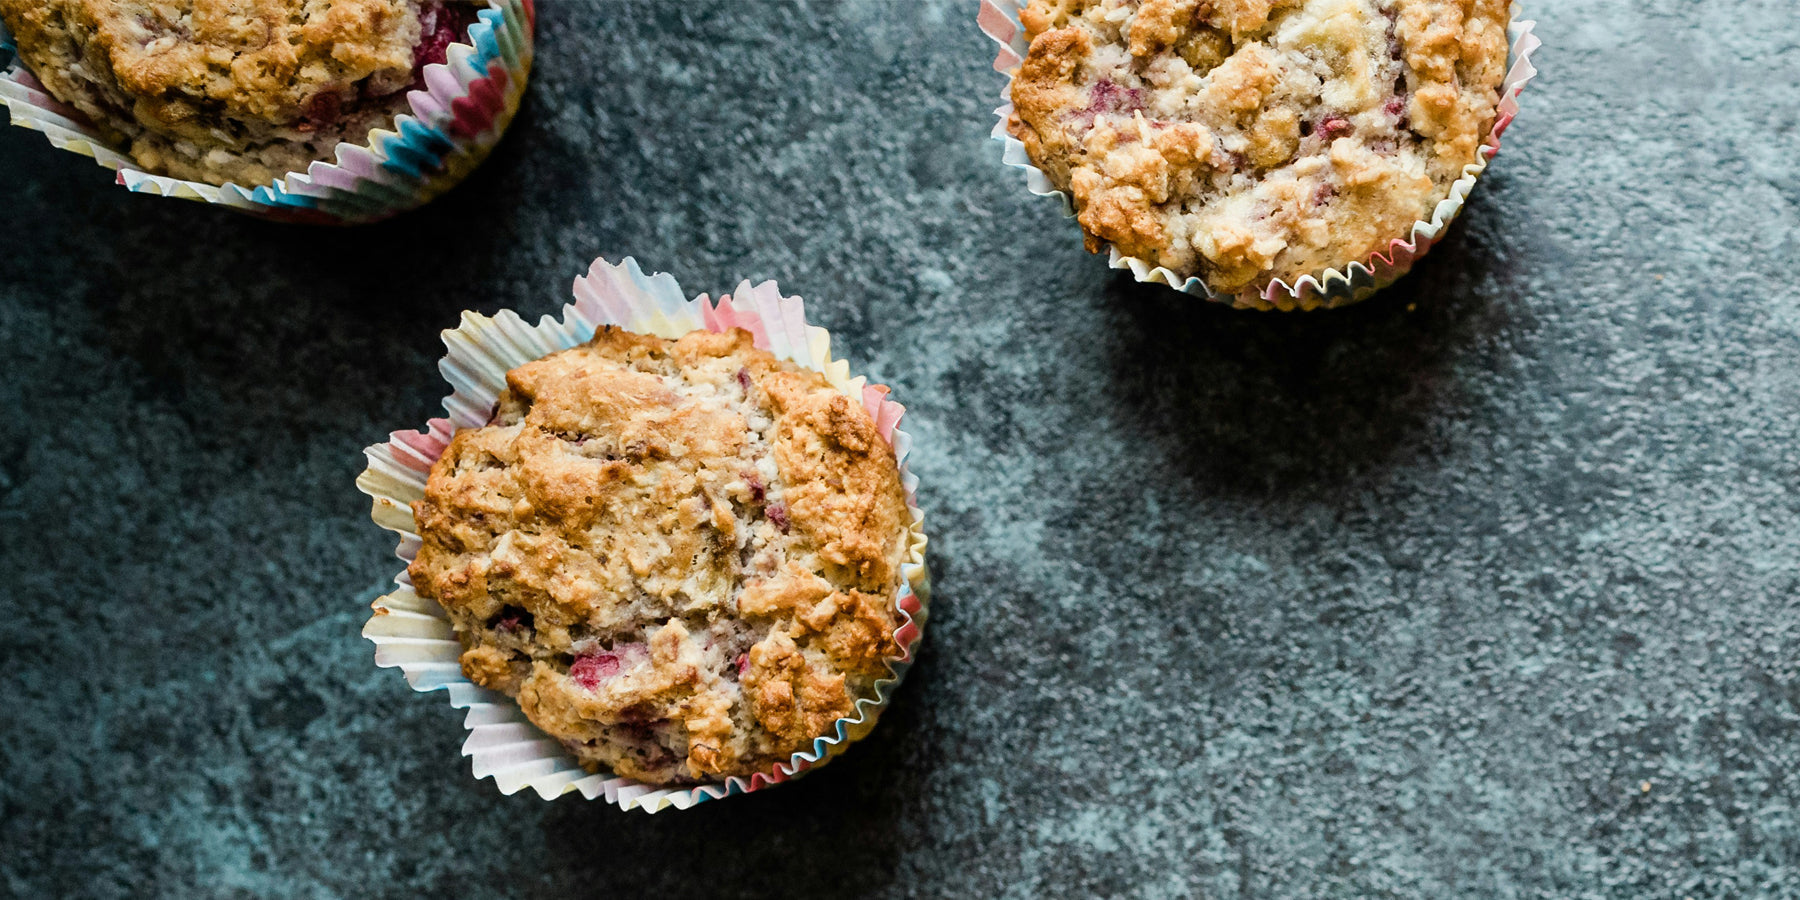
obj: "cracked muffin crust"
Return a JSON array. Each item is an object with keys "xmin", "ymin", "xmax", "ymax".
[
  {"xmin": 1007, "ymin": 0, "xmax": 1511, "ymax": 294},
  {"xmin": 0, "ymin": 0, "xmax": 480, "ymax": 186},
  {"xmin": 407, "ymin": 326, "xmax": 912, "ymax": 786}
]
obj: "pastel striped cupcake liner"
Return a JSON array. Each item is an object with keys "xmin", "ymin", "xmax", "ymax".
[
  {"xmin": 357, "ymin": 257, "xmax": 931, "ymax": 813},
  {"xmin": 0, "ymin": 0, "xmax": 534, "ymax": 224},
  {"xmin": 979, "ymin": 1, "xmax": 1541, "ymax": 311}
]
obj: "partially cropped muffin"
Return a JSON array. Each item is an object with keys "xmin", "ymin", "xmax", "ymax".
[
  {"xmin": 407, "ymin": 326, "xmax": 913, "ymax": 786},
  {"xmin": 1008, "ymin": 0, "xmax": 1511, "ymax": 293},
  {"xmin": 0, "ymin": 0, "xmax": 481, "ymax": 187}
]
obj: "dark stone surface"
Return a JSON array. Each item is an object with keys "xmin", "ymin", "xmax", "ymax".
[{"xmin": 3, "ymin": 1, "xmax": 1799, "ymax": 897}]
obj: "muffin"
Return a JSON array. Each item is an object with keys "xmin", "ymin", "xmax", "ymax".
[
  {"xmin": 406, "ymin": 325, "xmax": 914, "ymax": 786},
  {"xmin": 0, "ymin": 0, "xmax": 484, "ymax": 187},
  {"xmin": 1005, "ymin": 0, "xmax": 1513, "ymax": 295}
]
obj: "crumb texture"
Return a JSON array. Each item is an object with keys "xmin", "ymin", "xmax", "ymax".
[
  {"xmin": 0, "ymin": 0, "xmax": 478, "ymax": 185},
  {"xmin": 1008, "ymin": 0, "xmax": 1510, "ymax": 292},
  {"xmin": 407, "ymin": 327, "xmax": 911, "ymax": 785}
]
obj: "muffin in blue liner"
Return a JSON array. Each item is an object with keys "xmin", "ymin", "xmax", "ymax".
[{"xmin": 0, "ymin": 0, "xmax": 533, "ymax": 224}]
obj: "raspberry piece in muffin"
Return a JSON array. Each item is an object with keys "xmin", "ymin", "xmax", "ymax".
[
  {"xmin": 407, "ymin": 327, "xmax": 913, "ymax": 786},
  {"xmin": 0, "ymin": 0, "xmax": 482, "ymax": 187},
  {"xmin": 1007, "ymin": 0, "xmax": 1511, "ymax": 294}
]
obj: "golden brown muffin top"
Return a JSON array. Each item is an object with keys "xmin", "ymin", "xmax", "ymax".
[
  {"xmin": 407, "ymin": 327, "xmax": 913, "ymax": 784},
  {"xmin": 1008, "ymin": 0, "xmax": 1511, "ymax": 294},
  {"xmin": 0, "ymin": 0, "xmax": 424, "ymax": 128}
]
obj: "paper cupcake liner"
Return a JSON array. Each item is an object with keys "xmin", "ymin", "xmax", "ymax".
[
  {"xmin": 356, "ymin": 257, "xmax": 932, "ymax": 813},
  {"xmin": 979, "ymin": 1, "xmax": 1541, "ymax": 310},
  {"xmin": 0, "ymin": 0, "xmax": 534, "ymax": 225}
]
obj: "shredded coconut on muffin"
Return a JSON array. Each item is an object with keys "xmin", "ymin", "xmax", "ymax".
[
  {"xmin": 0, "ymin": 0, "xmax": 480, "ymax": 186},
  {"xmin": 406, "ymin": 326, "xmax": 912, "ymax": 786},
  {"xmin": 1007, "ymin": 0, "xmax": 1511, "ymax": 293}
]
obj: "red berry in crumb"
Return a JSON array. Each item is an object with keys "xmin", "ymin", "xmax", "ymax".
[
  {"xmin": 410, "ymin": 2, "xmax": 480, "ymax": 88},
  {"xmin": 736, "ymin": 367, "xmax": 754, "ymax": 393},
  {"xmin": 302, "ymin": 91, "xmax": 341, "ymax": 129},
  {"xmin": 744, "ymin": 472, "xmax": 766, "ymax": 503},
  {"xmin": 735, "ymin": 653, "xmax": 750, "ymax": 676},
  {"xmin": 569, "ymin": 654, "xmax": 616, "ymax": 690},
  {"xmin": 490, "ymin": 606, "xmax": 531, "ymax": 633},
  {"xmin": 1319, "ymin": 116, "xmax": 1353, "ymax": 139},
  {"xmin": 766, "ymin": 503, "xmax": 790, "ymax": 533},
  {"xmin": 1077, "ymin": 80, "xmax": 1146, "ymax": 123},
  {"xmin": 1090, "ymin": 80, "xmax": 1122, "ymax": 111}
]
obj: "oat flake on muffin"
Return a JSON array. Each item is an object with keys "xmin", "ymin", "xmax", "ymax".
[
  {"xmin": 0, "ymin": 0, "xmax": 482, "ymax": 187},
  {"xmin": 1007, "ymin": 0, "xmax": 1511, "ymax": 293},
  {"xmin": 406, "ymin": 325, "xmax": 912, "ymax": 786}
]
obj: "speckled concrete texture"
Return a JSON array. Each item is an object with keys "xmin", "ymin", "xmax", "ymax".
[{"xmin": 2, "ymin": 1, "xmax": 1798, "ymax": 897}]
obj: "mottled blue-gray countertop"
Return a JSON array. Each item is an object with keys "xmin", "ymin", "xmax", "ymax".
[{"xmin": 4, "ymin": 2, "xmax": 1799, "ymax": 897}]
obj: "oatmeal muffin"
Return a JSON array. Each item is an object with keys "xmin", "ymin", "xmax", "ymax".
[
  {"xmin": 0, "ymin": 0, "xmax": 482, "ymax": 187},
  {"xmin": 1007, "ymin": 0, "xmax": 1512, "ymax": 293},
  {"xmin": 407, "ymin": 325, "xmax": 913, "ymax": 786}
]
